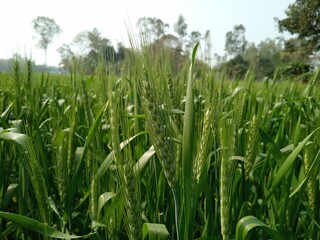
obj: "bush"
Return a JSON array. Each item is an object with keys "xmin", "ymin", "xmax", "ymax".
[{"xmin": 280, "ymin": 62, "xmax": 314, "ymax": 81}]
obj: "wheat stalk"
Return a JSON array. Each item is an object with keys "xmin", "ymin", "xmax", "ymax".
[
  {"xmin": 141, "ymin": 74, "xmax": 176, "ymax": 188},
  {"xmin": 122, "ymin": 163, "xmax": 142, "ymax": 240},
  {"xmin": 219, "ymin": 117, "xmax": 235, "ymax": 240},
  {"xmin": 245, "ymin": 115, "xmax": 259, "ymax": 180},
  {"xmin": 194, "ymin": 107, "xmax": 214, "ymax": 183}
]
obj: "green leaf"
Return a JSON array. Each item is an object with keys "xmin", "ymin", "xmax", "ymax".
[
  {"xmin": 0, "ymin": 211, "xmax": 94, "ymax": 239},
  {"xmin": 92, "ymin": 220, "xmax": 106, "ymax": 231},
  {"xmin": 0, "ymin": 102, "xmax": 14, "ymax": 120},
  {"xmin": 97, "ymin": 192, "xmax": 116, "ymax": 218},
  {"xmin": 289, "ymin": 148, "xmax": 320, "ymax": 198},
  {"xmin": 191, "ymin": 40, "xmax": 200, "ymax": 66},
  {"xmin": 94, "ymin": 131, "xmax": 148, "ymax": 181},
  {"xmin": 259, "ymin": 128, "xmax": 282, "ymax": 160},
  {"xmin": 0, "ymin": 129, "xmax": 29, "ymax": 150},
  {"xmin": 236, "ymin": 215, "xmax": 284, "ymax": 240},
  {"xmin": 142, "ymin": 223, "xmax": 169, "ymax": 240},
  {"xmin": 181, "ymin": 39, "xmax": 199, "ymax": 238},
  {"xmin": 267, "ymin": 127, "xmax": 320, "ymax": 199},
  {"xmin": 293, "ymin": 116, "xmax": 301, "ymax": 147},
  {"xmin": 133, "ymin": 145, "xmax": 156, "ymax": 176},
  {"xmin": 231, "ymin": 86, "xmax": 246, "ymax": 98},
  {"xmin": 1, "ymin": 183, "xmax": 19, "ymax": 211}
]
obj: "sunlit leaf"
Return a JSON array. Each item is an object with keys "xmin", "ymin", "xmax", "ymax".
[
  {"xmin": 142, "ymin": 223, "xmax": 169, "ymax": 240},
  {"xmin": 236, "ymin": 215, "xmax": 283, "ymax": 240}
]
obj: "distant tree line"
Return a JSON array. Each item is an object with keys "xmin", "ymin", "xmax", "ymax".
[
  {"xmin": 55, "ymin": 0, "xmax": 320, "ymax": 80},
  {"xmin": 214, "ymin": 23, "xmax": 315, "ymax": 81},
  {"xmin": 216, "ymin": 0, "xmax": 320, "ymax": 81},
  {"xmin": 57, "ymin": 28, "xmax": 126, "ymax": 74},
  {"xmin": 56, "ymin": 15, "xmax": 211, "ymax": 75},
  {"xmin": 0, "ymin": 55, "xmax": 60, "ymax": 73},
  {"xmin": 1, "ymin": 0, "xmax": 318, "ymax": 81}
]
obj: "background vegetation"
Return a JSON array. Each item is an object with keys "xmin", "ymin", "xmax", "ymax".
[{"xmin": 1, "ymin": 0, "xmax": 319, "ymax": 80}]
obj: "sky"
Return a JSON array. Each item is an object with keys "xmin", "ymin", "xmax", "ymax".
[{"xmin": 1, "ymin": 0, "xmax": 295, "ymax": 66}]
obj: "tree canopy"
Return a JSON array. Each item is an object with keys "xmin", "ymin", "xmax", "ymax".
[
  {"xmin": 278, "ymin": 0, "xmax": 320, "ymax": 54},
  {"xmin": 137, "ymin": 17, "xmax": 169, "ymax": 42},
  {"xmin": 58, "ymin": 28, "xmax": 125, "ymax": 74},
  {"xmin": 225, "ymin": 24, "xmax": 247, "ymax": 58},
  {"xmin": 174, "ymin": 15, "xmax": 188, "ymax": 40},
  {"xmin": 32, "ymin": 16, "xmax": 62, "ymax": 65}
]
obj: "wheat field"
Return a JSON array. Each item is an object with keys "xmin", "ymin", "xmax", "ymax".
[{"xmin": 0, "ymin": 43, "xmax": 320, "ymax": 239}]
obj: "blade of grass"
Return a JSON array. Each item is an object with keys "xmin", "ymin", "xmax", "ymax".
[
  {"xmin": 0, "ymin": 183, "xmax": 18, "ymax": 211},
  {"xmin": 181, "ymin": 40, "xmax": 200, "ymax": 238},
  {"xmin": 97, "ymin": 192, "xmax": 116, "ymax": 219},
  {"xmin": 0, "ymin": 129, "xmax": 29, "ymax": 150},
  {"xmin": 0, "ymin": 211, "xmax": 94, "ymax": 239},
  {"xmin": 133, "ymin": 145, "xmax": 156, "ymax": 176},
  {"xmin": 142, "ymin": 223, "xmax": 170, "ymax": 240}
]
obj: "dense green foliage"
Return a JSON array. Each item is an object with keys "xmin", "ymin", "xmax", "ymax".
[
  {"xmin": 0, "ymin": 42, "xmax": 320, "ymax": 240},
  {"xmin": 278, "ymin": 0, "xmax": 320, "ymax": 54}
]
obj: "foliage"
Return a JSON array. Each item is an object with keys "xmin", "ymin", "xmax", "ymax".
[
  {"xmin": 278, "ymin": 0, "xmax": 320, "ymax": 54},
  {"xmin": 280, "ymin": 62, "xmax": 314, "ymax": 82},
  {"xmin": 219, "ymin": 27, "xmax": 315, "ymax": 80},
  {"xmin": 283, "ymin": 62, "xmax": 313, "ymax": 76},
  {"xmin": 281, "ymin": 38, "xmax": 311, "ymax": 62},
  {"xmin": 221, "ymin": 26, "xmax": 282, "ymax": 79},
  {"xmin": 218, "ymin": 54, "xmax": 250, "ymax": 79}
]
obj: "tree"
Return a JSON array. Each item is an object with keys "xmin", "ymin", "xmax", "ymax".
[
  {"xmin": 137, "ymin": 17, "xmax": 169, "ymax": 42},
  {"xmin": 219, "ymin": 37, "xmax": 286, "ymax": 79},
  {"xmin": 225, "ymin": 24, "xmax": 247, "ymax": 58},
  {"xmin": 155, "ymin": 34, "xmax": 182, "ymax": 51},
  {"xmin": 59, "ymin": 28, "xmax": 123, "ymax": 74},
  {"xmin": 278, "ymin": 0, "xmax": 320, "ymax": 54},
  {"xmin": 32, "ymin": 16, "xmax": 62, "ymax": 66},
  {"xmin": 72, "ymin": 30, "xmax": 91, "ymax": 55},
  {"xmin": 88, "ymin": 28, "xmax": 111, "ymax": 52},
  {"xmin": 281, "ymin": 37, "xmax": 312, "ymax": 63},
  {"xmin": 224, "ymin": 55, "xmax": 250, "ymax": 79},
  {"xmin": 72, "ymin": 28, "xmax": 110, "ymax": 55},
  {"xmin": 57, "ymin": 44, "xmax": 74, "ymax": 72},
  {"xmin": 255, "ymin": 38, "xmax": 283, "ymax": 78},
  {"xmin": 174, "ymin": 15, "xmax": 188, "ymax": 40},
  {"xmin": 116, "ymin": 43, "xmax": 126, "ymax": 62}
]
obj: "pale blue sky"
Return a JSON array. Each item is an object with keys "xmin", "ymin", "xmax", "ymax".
[{"xmin": 1, "ymin": 0, "xmax": 294, "ymax": 66}]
